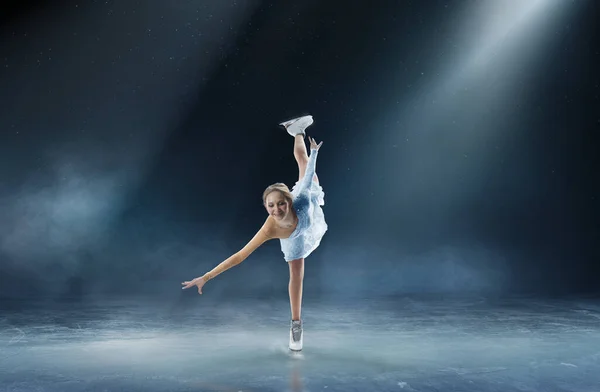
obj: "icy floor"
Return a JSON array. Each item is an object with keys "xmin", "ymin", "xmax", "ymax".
[{"xmin": 1, "ymin": 295, "xmax": 599, "ymax": 391}]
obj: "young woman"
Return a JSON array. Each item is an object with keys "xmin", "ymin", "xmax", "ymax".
[{"xmin": 181, "ymin": 115, "xmax": 327, "ymax": 351}]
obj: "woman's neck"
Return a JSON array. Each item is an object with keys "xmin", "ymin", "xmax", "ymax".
[{"xmin": 277, "ymin": 211, "xmax": 297, "ymax": 229}]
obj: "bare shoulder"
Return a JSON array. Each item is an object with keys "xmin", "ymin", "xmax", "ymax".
[
  {"xmin": 261, "ymin": 216, "xmax": 279, "ymax": 238},
  {"xmin": 262, "ymin": 216, "xmax": 295, "ymax": 240}
]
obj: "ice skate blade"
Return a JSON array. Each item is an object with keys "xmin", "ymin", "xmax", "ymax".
[
  {"xmin": 289, "ymin": 337, "xmax": 303, "ymax": 352},
  {"xmin": 279, "ymin": 114, "xmax": 311, "ymax": 127}
]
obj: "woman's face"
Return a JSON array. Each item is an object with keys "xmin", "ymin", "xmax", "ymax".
[{"xmin": 265, "ymin": 191, "xmax": 290, "ymax": 221}]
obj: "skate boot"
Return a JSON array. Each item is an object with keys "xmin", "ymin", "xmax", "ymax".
[
  {"xmin": 289, "ymin": 319, "xmax": 303, "ymax": 351},
  {"xmin": 279, "ymin": 115, "xmax": 313, "ymax": 137}
]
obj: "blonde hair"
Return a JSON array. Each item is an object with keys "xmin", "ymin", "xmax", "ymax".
[{"xmin": 263, "ymin": 183, "xmax": 293, "ymax": 205}]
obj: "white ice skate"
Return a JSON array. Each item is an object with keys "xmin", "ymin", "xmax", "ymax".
[
  {"xmin": 289, "ymin": 320, "xmax": 303, "ymax": 351},
  {"xmin": 279, "ymin": 115, "xmax": 314, "ymax": 137}
]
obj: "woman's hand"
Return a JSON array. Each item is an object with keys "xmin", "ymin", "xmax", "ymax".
[
  {"xmin": 309, "ymin": 136, "xmax": 323, "ymax": 151},
  {"xmin": 181, "ymin": 276, "xmax": 206, "ymax": 295}
]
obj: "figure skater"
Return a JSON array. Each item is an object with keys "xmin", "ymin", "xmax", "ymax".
[{"xmin": 181, "ymin": 115, "xmax": 328, "ymax": 351}]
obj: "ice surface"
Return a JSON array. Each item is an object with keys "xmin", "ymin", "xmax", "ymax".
[{"xmin": 1, "ymin": 296, "xmax": 599, "ymax": 391}]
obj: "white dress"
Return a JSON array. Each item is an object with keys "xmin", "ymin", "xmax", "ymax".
[{"xmin": 279, "ymin": 149, "xmax": 328, "ymax": 262}]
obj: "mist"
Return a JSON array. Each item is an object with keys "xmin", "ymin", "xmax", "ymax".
[{"xmin": 1, "ymin": 0, "xmax": 598, "ymax": 302}]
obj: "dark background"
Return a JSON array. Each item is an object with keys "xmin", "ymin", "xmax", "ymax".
[{"xmin": 1, "ymin": 0, "xmax": 598, "ymax": 302}]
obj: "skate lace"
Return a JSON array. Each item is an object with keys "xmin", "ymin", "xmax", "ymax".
[{"xmin": 291, "ymin": 323, "xmax": 302, "ymax": 342}]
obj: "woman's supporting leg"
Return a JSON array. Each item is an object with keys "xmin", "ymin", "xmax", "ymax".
[{"xmin": 288, "ymin": 258, "xmax": 304, "ymax": 321}]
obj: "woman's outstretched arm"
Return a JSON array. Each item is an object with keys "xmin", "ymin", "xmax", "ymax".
[{"xmin": 181, "ymin": 219, "xmax": 273, "ymax": 294}]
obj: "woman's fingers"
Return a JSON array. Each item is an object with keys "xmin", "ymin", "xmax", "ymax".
[
  {"xmin": 308, "ymin": 137, "xmax": 322, "ymax": 150},
  {"xmin": 181, "ymin": 280, "xmax": 196, "ymax": 289}
]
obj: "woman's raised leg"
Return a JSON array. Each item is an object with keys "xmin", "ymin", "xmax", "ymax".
[
  {"xmin": 294, "ymin": 134, "xmax": 309, "ymax": 183},
  {"xmin": 294, "ymin": 134, "xmax": 319, "ymax": 184}
]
